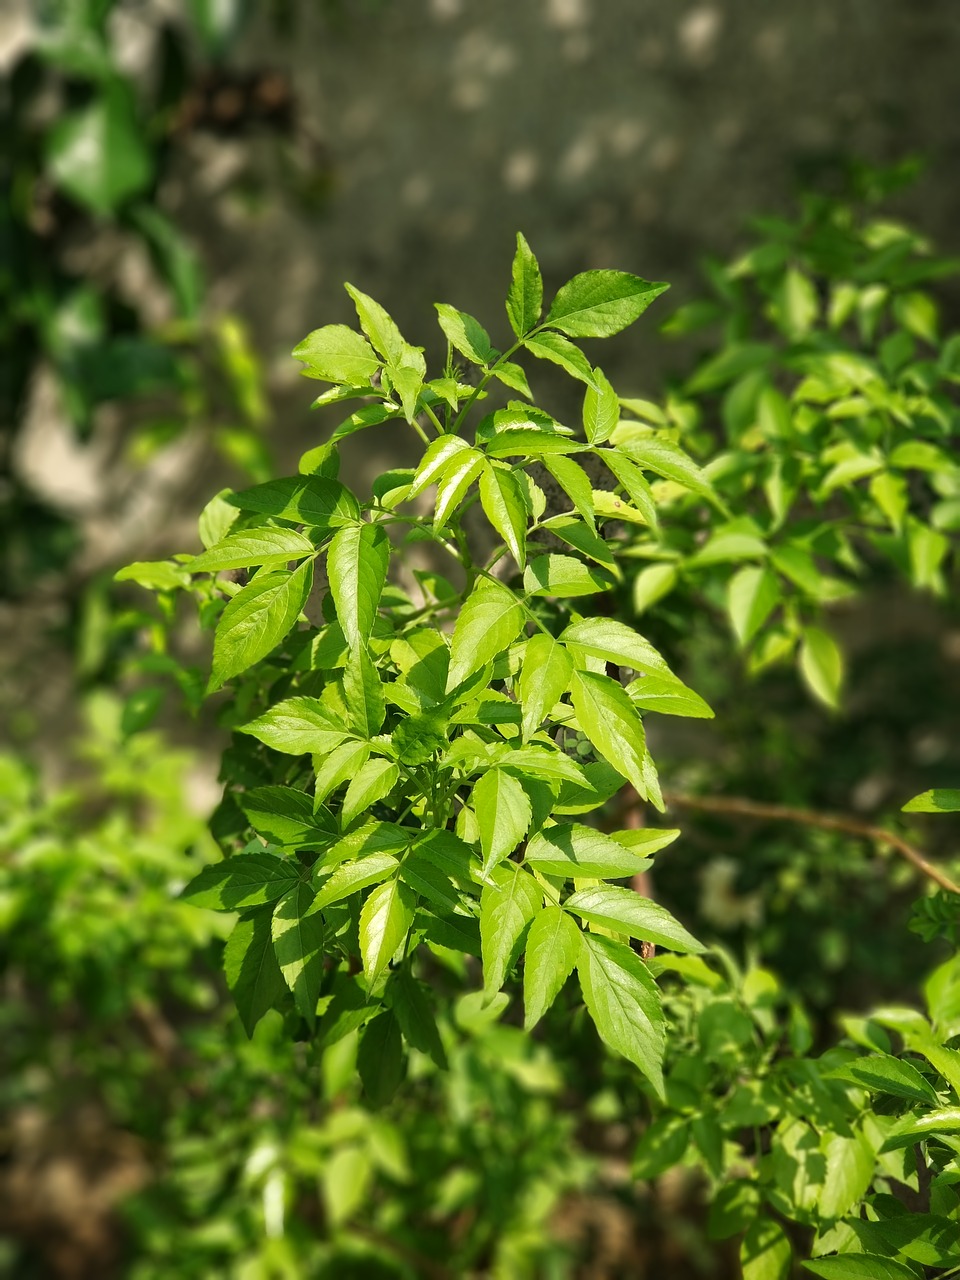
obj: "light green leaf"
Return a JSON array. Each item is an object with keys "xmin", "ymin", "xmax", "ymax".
[
  {"xmin": 826, "ymin": 1054, "xmax": 939, "ymax": 1104},
  {"xmin": 525, "ymin": 823, "xmax": 656, "ymax": 879},
  {"xmin": 182, "ymin": 852, "xmax": 302, "ymax": 911},
  {"xmin": 435, "ymin": 302, "xmax": 494, "ymax": 366},
  {"xmin": 879, "ymin": 1107, "xmax": 960, "ymax": 1150},
  {"xmin": 523, "ymin": 906, "xmax": 581, "ymax": 1029},
  {"xmin": 577, "ymin": 932, "xmax": 665, "ymax": 1095},
  {"xmin": 359, "ymin": 879, "xmax": 415, "ymax": 982},
  {"xmin": 314, "ymin": 742, "xmax": 372, "ymax": 808},
  {"xmin": 524, "ymin": 554, "xmax": 614, "ymax": 598},
  {"xmin": 313, "ymin": 852, "xmax": 401, "ymax": 909},
  {"xmin": 47, "ymin": 86, "xmax": 151, "ymax": 215},
  {"xmin": 292, "ymin": 324, "xmax": 381, "ymax": 384},
  {"xmin": 224, "ymin": 910, "xmax": 288, "ymax": 1037},
  {"xmin": 473, "ymin": 769, "xmax": 532, "ymax": 875},
  {"xmin": 239, "ymin": 786, "xmax": 337, "ymax": 849},
  {"xmin": 565, "ymin": 885, "xmax": 704, "ymax": 953},
  {"xmin": 583, "ymin": 368, "xmax": 620, "ymax": 444},
  {"xmin": 227, "ymin": 475, "xmax": 359, "ymax": 528},
  {"xmin": 272, "ymin": 883, "xmax": 325, "ymax": 1027},
  {"xmin": 114, "ymin": 560, "xmax": 190, "ymax": 591},
  {"xmin": 446, "ymin": 580, "xmax": 526, "ymax": 691},
  {"xmin": 484, "ymin": 429, "xmax": 582, "ymax": 457},
  {"xmin": 327, "ymin": 522, "xmax": 389, "ymax": 648},
  {"xmin": 340, "ymin": 646, "xmax": 386, "ymax": 738},
  {"xmin": 903, "ymin": 788, "xmax": 960, "ymax": 813},
  {"xmin": 561, "ymin": 616, "xmax": 670, "ymax": 675},
  {"xmin": 597, "ymin": 450, "xmax": 658, "ymax": 526},
  {"xmin": 479, "ymin": 464, "xmax": 528, "ymax": 567},
  {"xmin": 620, "ymin": 437, "xmax": 718, "ymax": 505},
  {"xmin": 209, "ymin": 560, "xmax": 313, "ymax": 690},
  {"xmin": 188, "ymin": 528, "xmax": 317, "ymax": 574},
  {"xmin": 799, "ymin": 627, "xmax": 844, "ymax": 708},
  {"xmin": 341, "ymin": 758, "xmax": 400, "ymax": 828},
  {"xmin": 491, "ymin": 360, "xmax": 533, "ymax": 398},
  {"xmin": 344, "ymin": 282, "xmax": 405, "ymax": 364},
  {"xmin": 408, "ymin": 434, "xmax": 473, "ymax": 498},
  {"xmin": 802, "ymin": 1256, "xmax": 917, "ymax": 1280},
  {"xmin": 819, "ymin": 1127, "xmax": 876, "ymax": 1218},
  {"xmin": 238, "ymin": 696, "xmax": 350, "ymax": 756},
  {"xmin": 633, "ymin": 563, "xmax": 679, "ymax": 612},
  {"xmin": 741, "ymin": 1217, "xmax": 792, "ymax": 1280},
  {"xmin": 524, "ymin": 331, "xmax": 598, "ymax": 386},
  {"xmin": 518, "ymin": 634, "xmax": 573, "ymax": 740},
  {"xmin": 506, "ymin": 232, "xmax": 543, "ymax": 337},
  {"xmin": 543, "ymin": 455, "xmax": 596, "ymax": 530},
  {"xmin": 625, "ymin": 674, "xmax": 714, "ymax": 719},
  {"xmin": 546, "ymin": 270, "xmax": 670, "ymax": 338},
  {"xmin": 727, "ymin": 565, "xmax": 781, "ymax": 647},
  {"xmin": 434, "ymin": 448, "xmax": 485, "ymax": 530},
  {"xmin": 480, "ymin": 863, "xmax": 542, "ymax": 993},
  {"xmin": 570, "ymin": 669, "xmax": 648, "ymax": 798}
]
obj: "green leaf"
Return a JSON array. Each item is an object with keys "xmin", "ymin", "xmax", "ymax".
[
  {"xmin": 479, "ymin": 464, "xmax": 528, "ymax": 567},
  {"xmin": 803, "ymin": 1256, "xmax": 917, "ymax": 1280},
  {"xmin": 188, "ymin": 528, "xmax": 317, "ymax": 574},
  {"xmin": 387, "ymin": 346, "xmax": 427, "ymax": 424},
  {"xmin": 826, "ymin": 1054, "xmax": 940, "ymax": 1104},
  {"xmin": 491, "ymin": 359, "xmax": 533, "ymax": 398},
  {"xmin": 224, "ymin": 910, "xmax": 288, "ymax": 1036},
  {"xmin": 633, "ymin": 563, "xmax": 679, "ymax": 613},
  {"xmin": 357, "ymin": 1010, "xmax": 405, "ymax": 1106},
  {"xmin": 506, "ymin": 232, "xmax": 543, "ymax": 337},
  {"xmin": 388, "ymin": 969, "xmax": 448, "ymax": 1069},
  {"xmin": 359, "ymin": 879, "xmax": 415, "ymax": 983},
  {"xmin": 434, "ymin": 448, "xmax": 485, "ymax": 530},
  {"xmin": 272, "ymin": 883, "xmax": 325, "ymax": 1027},
  {"xmin": 409, "ymin": 434, "xmax": 474, "ymax": 499},
  {"xmin": 182, "ymin": 852, "xmax": 302, "ymax": 911},
  {"xmin": 523, "ymin": 906, "xmax": 581, "ymax": 1029},
  {"xmin": 620, "ymin": 437, "xmax": 718, "ymax": 505},
  {"xmin": 524, "ymin": 823, "xmax": 656, "ymax": 879},
  {"xmin": 473, "ymin": 769, "xmax": 532, "ymax": 875},
  {"xmin": 292, "ymin": 324, "xmax": 381, "ymax": 384},
  {"xmin": 313, "ymin": 853, "xmax": 401, "ymax": 910},
  {"xmin": 340, "ymin": 647, "xmax": 386, "ymax": 737},
  {"xmin": 341, "ymin": 758, "xmax": 400, "ymax": 828},
  {"xmin": 518, "ymin": 634, "xmax": 573, "ymax": 740},
  {"xmin": 524, "ymin": 331, "xmax": 598, "ymax": 386},
  {"xmin": 47, "ymin": 86, "xmax": 151, "ymax": 215},
  {"xmin": 546, "ymin": 271, "xmax": 669, "ymax": 338},
  {"xmin": 227, "ymin": 475, "xmax": 359, "ymax": 529},
  {"xmin": 625, "ymin": 674, "xmax": 715, "ymax": 719},
  {"xmin": 903, "ymin": 788, "xmax": 960, "ymax": 813},
  {"xmin": 239, "ymin": 786, "xmax": 337, "ymax": 849},
  {"xmin": 540, "ymin": 515, "xmax": 616, "ymax": 569},
  {"xmin": 741, "ymin": 1217, "xmax": 792, "ymax": 1280},
  {"xmin": 524, "ymin": 554, "xmax": 614, "ymax": 598},
  {"xmin": 344, "ymin": 283, "xmax": 405, "ymax": 364},
  {"xmin": 727, "ymin": 566, "xmax": 781, "ymax": 646},
  {"xmin": 570, "ymin": 669, "xmax": 648, "ymax": 797},
  {"xmin": 114, "ymin": 560, "xmax": 190, "ymax": 591},
  {"xmin": 543, "ymin": 455, "xmax": 596, "ymax": 530},
  {"xmin": 435, "ymin": 303, "xmax": 494, "ymax": 365},
  {"xmin": 819, "ymin": 1127, "xmax": 876, "ymax": 1218},
  {"xmin": 484, "ymin": 429, "xmax": 582, "ymax": 458},
  {"xmin": 209, "ymin": 560, "xmax": 313, "ymax": 690},
  {"xmin": 799, "ymin": 627, "xmax": 844, "ymax": 708},
  {"xmin": 446, "ymin": 580, "xmax": 526, "ymax": 691},
  {"xmin": 327, "ymin": 522, "xmax": 389, "ymax": 649},
  {"xmin": 879, "ymin": 1107, "xmax": 960, "ymax": 1150},
  {"xmin": 565, "ymin": 885, "xmax": 704, "ymax": 953},
  {"xmin": 314, "ymin": 740, "xmax": 371, "ymax": 805},
  {"xmin": 560, "ymin": 616, "xmax": 669, "ymax": 675},
  {"xmin": 238, "ymin": 696, "xmax": 349, "ymax": 755},
  {"xmin": 583, "ymin": 368, "xmax": 620, "ymax": 444},
  {"xmin": 597, "ymin": 450, "xmax": 658, "ymax": 526},
  {"xmin": 480, "ymin": 863, "xmax": 543, "ymax": 993},
  {"xmin": 577, "ymin": 932, "xmax": 665, "ymax": 1095}
]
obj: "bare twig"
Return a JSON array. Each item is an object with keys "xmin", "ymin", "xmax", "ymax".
[{"xmin": 657, "ymin": 791, "xmax": 960, "ymax": 897}]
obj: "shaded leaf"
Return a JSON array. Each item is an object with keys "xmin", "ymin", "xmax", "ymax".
[
  {"xmin": 224, "ymin": 910, "xmax": 288, "ymax": 1036},
  {"xmin": 272, "ymin": 883, "xmax": 325, "ymax": 1027}
]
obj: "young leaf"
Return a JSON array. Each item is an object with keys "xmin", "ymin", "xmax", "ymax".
[
  {"xmin": 227, "ymin": 475, "xmax": 360, "ymax": 528},
  {"xmin": 181, "ymin": 853, "xmax": 302, "ymax": 911},
  {"xmin": 523, "ymin": 554, "xmax": 614, "ymax": 597},
  {"xmin": 327, "ymin": 521, "xmax": 389, "ymax": 648},
  {"xmin": 188, "ymin": 528, "xmax": 317, "ymax": 574},
  {"xmin": 518, "ymin": 633, "xmax": 573, "ymax": 740},
  {"xmin": 523, "ymin": 906, "xmax": 581, "ymax": 1029},
  {"xmin": 344, "ymin": 282, "xmax": 405, "ymax": 364},
  {"xmin": 546, "ymin": 271, "xmax": 669, "ymax": 338},
  {"xmin": 224, "ymin": 910, "xmax": 288, "ymax": 1037},
  {"xmin": 479, "ymin": 464, "xmax": 528, "ymax": 567},
  {"xmin": 435, "ymin": 303, "xmax": 494, "ymax": 366},
  {"xmin": 239, "ymin": 786, "xmax": 337, "ymax": 849},
  {"xmin": 480, "ymin": 863, "xmax": 542, "ymax": 994},
  {"xmin": 565, "ymin": 885, "xmax": 704, "ymax": 953},
  {"xmin": 524, "ymin": 823, "xmax": 656, "ymax": 879},
  {"xmin": 582, "ymin": 368, "xmax": 620, "ymax": 444},
  {"xmin": 446, "ymin": 580, "xmax": 526, "ymax": 691},
  {"xmin": 473, "ymin": 769, "xmax": 533, "ymax": 875},
  {"xmin": 388, "ymin": 969, "xmax": 448, "ymax": 1069},
  {"xmin": 239, "ymin": 696, "xmax": 350, "ymax": 755},
  {"xmin": 341, "ymin": 758, "xmax": 400, "ymax": 828},
  {"xmin": 359, "ymin": 879, "xmax": 415, "ymax": 983},
  {"xmin": 570, "ymin": 669, "xmax": 648, "ymax": 797},
  {"xmin": 272, "ymin": 882, "xmax": 325, "ymax": 1028},
  {"xmin": 799, "ymin": 626, "xmax": 844, "ymax": 708},
  {"xmin": 741, "ymin": 1217, "xmax": 792, "ymax": 1280},
  {"xmin": 524, "ymin": 331, "xmax": 597, "ymax": 386},
  {"xmin": 210, "ymin": 560, "xmax": 313, "ymax": 691},
  {"xmin": 727, "ymin": 565, "xmax": 780, "ymax": 647},
  {"xmin": 506, "ymin": 232, "xmax": 543, "ymax": 337},
  {"xmin": 292, "ymin": 324, "xmax": 381, "ymax": 384},
  {"xmin": 560, "ymin": 616, "xmax": 670, "ymax": 675},
  {"xmin": 577, "ymin": 932, "xmax": 665, "ymax": 1095},
  {"xmin": 313, "ymin": 852, "xmax": 401, "ymax": 910}
]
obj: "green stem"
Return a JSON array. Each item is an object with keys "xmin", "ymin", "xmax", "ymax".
[{"xmin": 422, "ymin": 401, "xmax": 446, "ymax": 436}]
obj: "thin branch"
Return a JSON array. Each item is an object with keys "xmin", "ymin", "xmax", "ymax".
[{"xmin": 659, "ymin": 790, "xmax": 960, "ymax": 897}]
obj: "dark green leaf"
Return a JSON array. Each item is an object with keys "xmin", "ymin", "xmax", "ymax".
[
  {"xmin": 802, "ymin": 1256, "xmax": 917, "ymax": 1280},
  {"xmin": 210, "ymin": 560, "xmax": 313, "ymax": 690},
  {"xmin": 47, "ymin": 86, "xmax": 151, "ymax": 214},
  {"xmin": 540, "ymin": 515, "xmax": 617, "ymax": 568},
  {"xmin": 182, "ymin": 852, "xmax": 302, "ymax": 911},
  {"xmin": 388, "ymin": 969, "xmax": 448, "ymax": 1069},
  {"xmin": 272, "ymin": 883, "xmax": 325, "ymax": 1027},
  {"xmin": 224, "ymin": 910, "xmax": 288, "ymax": 1036},
  {"xmin": 358, "ymin": 1010, "xmax": 405, "ymax": 1106},
  {"xmin": 227, "ymin": 475, "xmax": 359, "ymax": 528},
  {"xmin": 826, "ymin": 1054, "xmax": 940, "ymax": 1104},
  {"xmin": 239, "ymin": 786, "xmax": 337, "ymax": 849}
]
